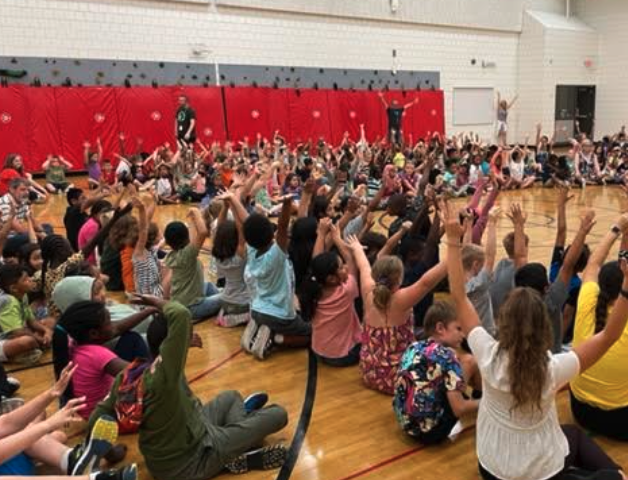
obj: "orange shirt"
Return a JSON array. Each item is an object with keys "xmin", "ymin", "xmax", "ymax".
[{"xmin": 120, "ymin": 246, "xmax": 135, "ymax": 293}]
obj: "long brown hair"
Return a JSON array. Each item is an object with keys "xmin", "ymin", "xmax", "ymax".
[
  {"xmin": 497, "ymin": 287, "xmax": 552, "ymax": 412},
  {"xmin": 371, "ymin": 256, "xmax": 403, "ymax": 312}
]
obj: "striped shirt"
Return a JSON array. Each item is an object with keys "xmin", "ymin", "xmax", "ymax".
[
  {"xmin": 0, "ymin": 194, "xmax": 30, "ymax": 223},
  {"xmin": 132, "ymin": 249, "xmax": 163, "ymax": 298}
]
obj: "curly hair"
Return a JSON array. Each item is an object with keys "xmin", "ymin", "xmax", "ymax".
[
  {"xmin": 497, "ymin": 287, "xmax": 552, "ymax": 412},
  {"xmin": 108, "ymin": 214, "xmax": 139, "ymax": 250}
]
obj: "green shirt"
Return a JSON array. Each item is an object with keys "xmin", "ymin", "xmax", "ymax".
[
  {"xmin": 46, "ymin": 165, "xmax": 66, "ymax": 183},
  {"xmin": 90, "ymin": 302, "xmax": 207, "ymax": 475},
  {"xmin": 164, "ymin": 244, "xmax": 204, "ymax": 306},
  {"xmin": 0, "ymin": 294, "xmax": 33, "ymax": 335}
]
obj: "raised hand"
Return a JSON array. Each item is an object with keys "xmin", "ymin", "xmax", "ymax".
[
  {"xmin": 580, "ymin": 209, "xmax": 596, "ymax": 235},
  {"xmin": 346, "ymin": 234, "xmax": 363, "ymax": 251},
  {"xmin": 506, "ymin": 203, "xmax": 527, "ymax": 226},
  {"xmin": 440, "ymin": 198, "xmax": 464, "ymax": 240},
  {"xmin": 50, "ymin": 362, "xmax": 78, "ymax": 398},
  {"xmin": 557, "ymin": 185, "xmax": 574, "ymax": 205},
  {"xmin": 488, "ymin": 206, "xmax": 502, "ymax": 223}
]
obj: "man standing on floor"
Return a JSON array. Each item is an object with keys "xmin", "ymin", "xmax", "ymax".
[
  {"xmin": 176, "ymin": 95, "xmax": 197, "ymax": 149},
  {"xmin": 378, "ymin": 92, "xmax": 419, "ymax": 145}
]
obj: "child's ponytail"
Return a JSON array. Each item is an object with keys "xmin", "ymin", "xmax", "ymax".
[
  {"xmin": 298, "ymin": 252, "xmax": 341, "ymax": 322},
  {"xmin": 371, "ymin": 256, "xmax": 404, "ymax": 312}
]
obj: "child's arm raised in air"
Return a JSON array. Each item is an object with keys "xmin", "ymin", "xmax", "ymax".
[
  {"xmin": 441, "ymin": 199, "xmax": 482, "ymax": 335},
  {"xmin": 395, "ymin": 260, "xmax": 446, "ymax": 312},
  {"xmin": 555, "ymin": 185, "xmax": 573, "ymax": 249},
  {"xmin": 557, "ymin": 210, "xmax": 595, "ymax": 286},
  {"xmin": 331, "ymin": 223, "xmax": 357, "ymax": 278},
  {"xmin": 507, "ymin": 203, "xmax": 528, "ymax": 268},
  {"xmin": 132, "ymin": 197, "xmax": 149, "ymax": 261},
  {"xmin": 313, "ymin": 218, "xmax": 332, "ymax": 258},
  {"xmin": 276, "ymin": 195, "xmax": 293, "ymax": 253},
  {"xmin": 347, "ymin": 235, "xmax": 375, "ymax": 298},
  {"xmin": 187, "ymin": 208, "xmax": 208, "ymax": 250},
  {"xmin": 59, "ymin": 155, "xmax": 73, "ymax": 170},
  {"xmin": 377, "ymin": 221, "xmax": 411, "ymax": 260},
  {"xmin": 484, "ymin": 207, "xmax": 501, "ymax": 274},
  {"xmin": 42, "ymin": 155, "xmax": 52, "ymax": 171}
]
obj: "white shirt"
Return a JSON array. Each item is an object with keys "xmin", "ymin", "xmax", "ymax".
[
  {"xmin": 468, "ymin": 327, "xmax": 580, "ymax": 480},
  {"xmin": 509, "ymin": 159, "xmax": 524, "ymax": 181}
]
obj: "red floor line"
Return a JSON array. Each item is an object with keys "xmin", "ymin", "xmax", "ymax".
[
  {"xmin": 68, "ymin": 348, "xmax": 244, "ymax": 441},
  {"xmin": 189, "ymin": 347, "xmax": 244, "ymax": 384},
  {"xmin": 333, "ymin": 425, "xmax": 476, "ymax": 480}
]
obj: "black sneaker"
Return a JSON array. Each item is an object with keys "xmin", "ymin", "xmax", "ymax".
[
  {"xmin": 224, "ymin": 444, "xmax": 287, "ymax": 474},
  {"xmin": 94, "ymin": 464, "xmax": 138, "ymax": 480},
  {"xmin": 243, "ymin": 392, "xmax": 268, "ymax": 413},
  {"xmin": 69, "ymin": 415, "xmax": 119, "ymax": 475}
]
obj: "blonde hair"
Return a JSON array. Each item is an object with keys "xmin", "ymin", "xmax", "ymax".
[
  {"xmin": 461, "ymin": 244, "xmax": 485, "ymax": 271},
  {"xmin": 371, "ymin": 256, "xmax": 404, "ymax": 311}
]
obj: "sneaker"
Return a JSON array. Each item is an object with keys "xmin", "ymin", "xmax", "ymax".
[
  {"xmin": 0, "ymin": 377, "xmax": 20, "ymax": 398},
  {"xmin": 94, "ymin": 464, "xmax": 138, "ymax": 480},
  {"xmin": 251, "ymin": 324, "xmax": 272, "ymax": 360},
  {"xmin": 240, "ymin": 320, "xmax": 259, "ymax": 353},
  {"xmin": 243, "ymin": 392, "xmax": 268, "ymax": 414},
  {"xmin": 224, "ymin": 444, "xmax": 287, "ymax": 474},
  {"xmin": 69, "ymin": 415, "xmax": 119, "ymax": 475}
]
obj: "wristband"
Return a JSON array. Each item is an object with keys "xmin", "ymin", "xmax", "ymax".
[
  {"xmin": 611, "ymin": 225, "xmax": 621, "ymax": 236},
  {"xmin": 621, "ymin": 289, "xmax": 628, "ymax": 300},
  {"xmin": 620, "ymin": 250, "xmax": 628, "ymax": 261}
]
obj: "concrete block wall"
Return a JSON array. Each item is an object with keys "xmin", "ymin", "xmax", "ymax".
[
  {"xmin": 0, "ymin": 0, "xmax": 527, "ymax": 141},
  {"xmin": 574, "ymin": 0, "xmax": 628, "ymax": 137}
]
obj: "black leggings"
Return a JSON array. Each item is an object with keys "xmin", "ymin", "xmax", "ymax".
[
  {"xmin": 478, "ymin": 425, "xmax": 621, "ymax": 480},
  {"xmin": 571, "ymin": 392, "xmax": 628, "ymax": 441}
]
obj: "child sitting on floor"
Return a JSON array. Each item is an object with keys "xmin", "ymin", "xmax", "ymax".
[
  {"xmin": 89, "ymin": 294, "xmax": 288, "ymax": 480},
  {"xmin": 239, "ymin": 197, "xmax": 312, "ymax": 360},
  {"xmin": 164, "ymin": 208, "xmax": 221, "ymax": 322},
  {"xmin": 393, "ymin": 301, "xmax": 479, "ymax": 445},
  {"xmin": 0, "ymin": 264, "xmax": 52, "ymax": 364},
  {"xmin": 43, "ymin": 155, "xmax": 74, "ymax": 194}
]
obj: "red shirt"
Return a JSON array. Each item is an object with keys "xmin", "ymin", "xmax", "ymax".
[{"xmin": 0, "ymin": 169, "xmax": 22, "ymax": 196}]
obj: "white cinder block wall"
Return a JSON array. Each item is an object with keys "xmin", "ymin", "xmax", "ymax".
[
  {"xmin": 516, "ymin": 11, "xmax": 598, "ymax": 143},
  {"xmin": 0, "ymin": 0, "xmax": 598, "ymax": 142},
  {"xmin": 574, "ymin": 0, "xmax": 628, "ymax": 137}
]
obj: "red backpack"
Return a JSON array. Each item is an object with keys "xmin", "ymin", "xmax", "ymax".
[{"xmin": 114, "ymin": 359, "xmax": 151, "ymax": 434}]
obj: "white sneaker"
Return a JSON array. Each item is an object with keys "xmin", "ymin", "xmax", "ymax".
[
  {"xmin": 240, "ymin": 320, "xmax": 259, "ymax": 353},
  {"xmin": 251, "ymin": 325, "xmax": 273, "ymax": 361}
]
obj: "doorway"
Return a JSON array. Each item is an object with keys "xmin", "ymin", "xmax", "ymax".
[{"xmin": 555, "ymin": 85, "xmax": 596, "ymax": 143}]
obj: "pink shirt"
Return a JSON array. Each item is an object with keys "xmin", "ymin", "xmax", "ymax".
[
  {"xmin": 312, "ymin": 274, "xmax": 362, "ymax": 359},
  {"xmin": 77, "ymin": 218, "xmax": 99, "ymax": 264},
  {"xmin": 71, "ymin": 344, "xmax": 117, "ymax": 419}
]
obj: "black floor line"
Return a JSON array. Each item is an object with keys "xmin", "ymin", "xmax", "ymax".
[
  {"xmin": 276, "ymin": 348, "xmax": 318, "ymax": 480},
  {"xmin": 6, "ymin": 360, "xmax": 53, "ymax": 374}
]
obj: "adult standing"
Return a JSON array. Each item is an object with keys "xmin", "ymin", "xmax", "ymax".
[
  {"xmin": 175, "ymin": 95, "xmax": 197, "ymax": 149},
  {"xmin": 378, "ymin": 92, "xmax": 419, "ymax": 145}
]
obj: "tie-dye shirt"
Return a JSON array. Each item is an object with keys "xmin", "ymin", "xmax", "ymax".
[{"xmin": 393, "ymin": 339, "xmax": 466, "ymax": 435}]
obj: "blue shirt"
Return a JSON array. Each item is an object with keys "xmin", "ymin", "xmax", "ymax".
[{"xmin": 245, "ymin": 243, "xmax": 296, "ymax": 319}]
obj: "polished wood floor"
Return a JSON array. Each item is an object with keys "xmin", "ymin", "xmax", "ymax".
[{"xmin": 13, "ymin": 181, "xmax": 628, "ymax": 479}]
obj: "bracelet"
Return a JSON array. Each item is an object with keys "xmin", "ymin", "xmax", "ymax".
[
  {"xmin": 620, "ymin": 250, "xmax": 628, "ymax": 261},
  {"xmin": 621, "ymin": 289, "xmax": 628, "ymax": 300},
  {"xmin": 611, "ymin": 225, "xmax": 621, "ymax": 236},
  {"xmin": 442, "ymin": 240, "xmax": 462, "ymax": 248}
]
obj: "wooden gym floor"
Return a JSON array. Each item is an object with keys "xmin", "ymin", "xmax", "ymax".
[{"xmin": 11, "ymin": 181, "xmax": 628, "ymax": 480}]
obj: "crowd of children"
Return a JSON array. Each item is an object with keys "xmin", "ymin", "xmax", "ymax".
[{"xmin": 0, "ymin": 119, "xmax": 627, "ymax": 480}]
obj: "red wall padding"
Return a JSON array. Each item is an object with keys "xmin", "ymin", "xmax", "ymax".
[{"xmin": 0, "ymin": 85, "xmax": 444, "ymax": 171}]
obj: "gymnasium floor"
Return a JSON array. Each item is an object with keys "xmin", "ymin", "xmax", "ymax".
[{"xmin": 12, "ymin": 182, "xmax": 628, "ymax": 480}]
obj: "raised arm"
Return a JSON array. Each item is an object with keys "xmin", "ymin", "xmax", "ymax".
[
  {"xmin": 574, "ymin": 258, "xmax": 628, "ymax": 372},
  {"xmin": 132, "ymin": 197, "xmax": 149, "ymax": 260},
  {"xmin": 187, "ymin": 208, "xmax": 208, "ymax": 250},
  {"xmin": 507, "ymin": 203, "xmax": 528, "ymax": 268},
  {"xmin": 377, "ymin": 222, "xmax": 411, "ymax": 260},
  {"xmin": 555, "ymin": 186, "xmax": 573, "ymax": 248},
  {"xmin": 441, "ymin": 199, "xmax": 482, "ymax": 335},
  {"xmin": 80, "ymin": 203, "xmax": 133, "ymax": 259},
  {"xmin": 485, "ymin": 207, "xmax": 501, "ymax": 274},
  {"xmin": 330, "ymin": 223, "xmax": 357, "ymax": 278},
  {"xmin": 557, "ymin": 210, "xmax": 595, "ymax": 286},
  {"xmin": 395, "ymin": 260, "xmax": 447, "ymax": 312},
  {"xmin": 313, "ymin": 218, "xmax": 331, "ymax": 258},
  {"xmin": 582, "ymin": 214, "xmax": 628, "ymax": 283},
  {"xmin": 378, "ymin": 92, "xmax": 389, "ymax": 109},
  {"xmin": 507, "ymin": 95, "xmax": 518, "ymax": 110},
  {"xmin": 347, "ymin": 235, "xmax": 375, "ymax": 296},
  {"xmin": 276, "ymin": 196, "xmax": 293, "ymax": 252}
]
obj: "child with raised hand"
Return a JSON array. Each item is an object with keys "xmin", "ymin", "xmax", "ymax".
[
  {"xmin": 84, "ymin": 139, "xmax": 103, "ymax": 189},
  {"xmin": 130, "ymin": 196, "xmax": 164, "ymax": 298},
  {"xmin": 299, "ymin": 220, "xmax": 362, "ymax": 367},
  {"xmin": 90, "ymin": 294, "xmax": 288, "ymax": 480},
  {"xmin": 393, "ymin": 301, "xmax": 479, "ymax": 445},
  {"xmin": 163, "ymin": 207, "xmax": 221, "ymax": 322},
  {"xmin": 211, "ymin": 191, "xmax": 251, "ymax": 327},
  {"xmin": 569, "ymin": 216, "xmax": 628, "ymax": 441},
  {"xmin": 442, "ymin": 198, "xmax": 628, "ymax": 480},
  {"xmin": 43, "ymin": 155, "xmax": 74, "ymax": 194},
  {"xmin": 0, "ymin": 362, "xmax": 138, "ymax": 480},
  {"xmin": 346, "ymin": 234, "xmax": 447, "ymax": 395},
  {"xmin": 241, "ymin": 196, "xmax": 311, "ymax": 360}
]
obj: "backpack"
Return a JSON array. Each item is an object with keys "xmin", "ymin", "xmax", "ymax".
[{"xmin": 114, "ymin": 359, "xmax": 151, "ymax": 434}]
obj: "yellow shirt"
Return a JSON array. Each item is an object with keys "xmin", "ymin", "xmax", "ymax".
[
  {"xmin": 570, "ymin": 282, "xmax": 628, "ymax": 409},
  {"xmin": 393, "ymin": 153, "xmax": 406, "ymax": 169}
]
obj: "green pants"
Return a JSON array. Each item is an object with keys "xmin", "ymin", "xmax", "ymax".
[{"xmin": 156, "ymin": 390, "xmax": 288, "ymax": 480}]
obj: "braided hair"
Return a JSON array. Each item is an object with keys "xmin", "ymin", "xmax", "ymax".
[{"xmin": 40, "ymin": 234, "xmax": 74, "ymax": 288}]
